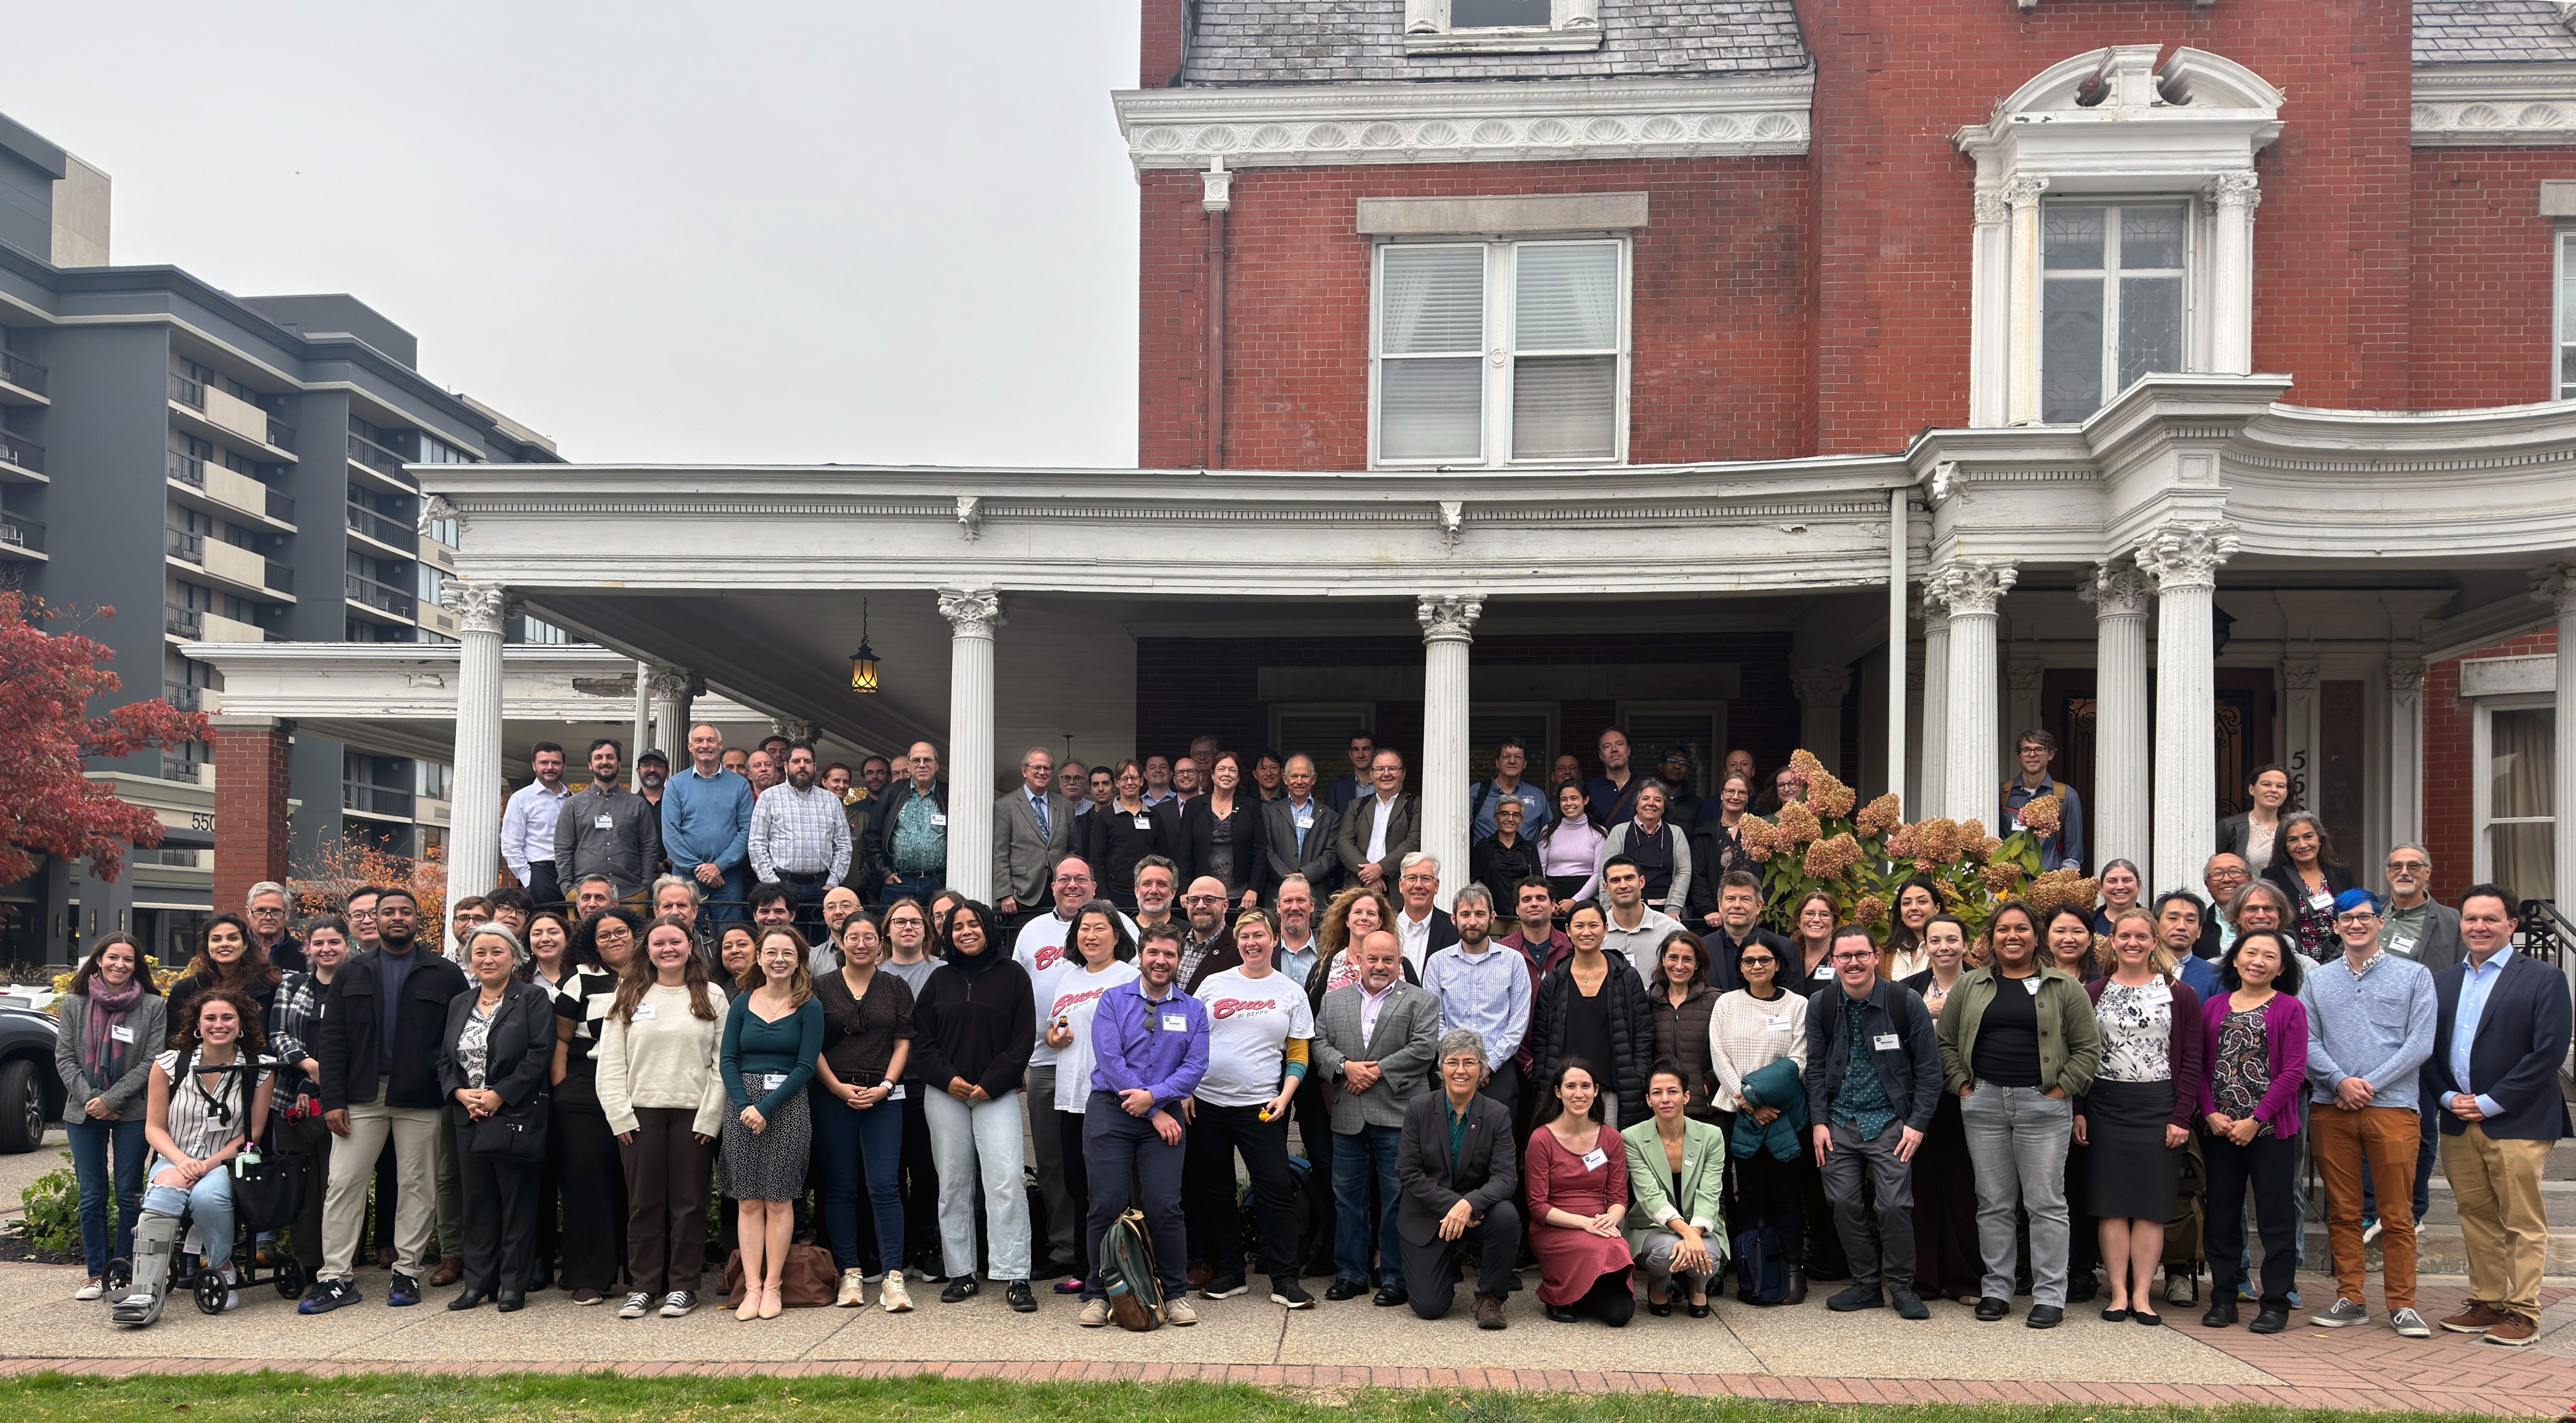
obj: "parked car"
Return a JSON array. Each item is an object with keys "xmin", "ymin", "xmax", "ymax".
[{"xmin": 0, "ymin": 1002, "xmax": 63, "ymax": 1153}]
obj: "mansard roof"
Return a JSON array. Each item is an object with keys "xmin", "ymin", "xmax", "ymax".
[
  {"xmin": 1175, "ymin": 0, "xmax": 1811, "ymax": 85},
  {"xmin": 2414, "ymin": 0, "xmax": 2576, "ymax": 64}
]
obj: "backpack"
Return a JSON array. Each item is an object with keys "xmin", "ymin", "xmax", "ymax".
[
  {"xmin": 1733, "ymin": 1225, "xmax": 1788, "ymax": 1305},
  {"xmin": 1098, "ymin": 1208, "xmax": 1163, "ymax": 1331}
]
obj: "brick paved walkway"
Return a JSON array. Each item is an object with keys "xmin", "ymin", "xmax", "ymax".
[{"xmin": 4, "ymin": 1268, "xmax": 2573, "ymax": 1417}]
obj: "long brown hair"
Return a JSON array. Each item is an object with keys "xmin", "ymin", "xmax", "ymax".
[
  {"xmin": 185, "ymin": 912, "xmax": 284, "ymax": 990},
  {"xmin": 748, "ymin": 926, "xmax": 815, "ymax": 1006},
  {"xmin": 1318, "ymin": 883, "xmax": 1397, "ymax": 957},
  {"xmin": 611, "ymin": 914, "xmax": 720, "ymax": 1024},
  {"xmin": 67, "ymin": 933, "xmax": 160, "ymax": 1000}
]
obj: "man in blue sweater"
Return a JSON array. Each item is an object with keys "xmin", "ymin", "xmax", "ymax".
[
  {"xmin": 2299, "ymin": 889, "xmax": 2438, "ymax": 1338},
  {"xmin": 661, "ymin": 723, "xmax": 755, "ymax": 926}
]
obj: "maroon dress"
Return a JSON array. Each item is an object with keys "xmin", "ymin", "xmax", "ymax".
[{"xmin": 1526, "ymin": 1123, "xmax": 1635, "ymax": 1305}]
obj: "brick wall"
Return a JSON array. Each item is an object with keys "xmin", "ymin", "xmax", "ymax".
[
  {"xmin": 2421, "ymin": 624, "xmax": 2557, "ymax": 904},
  {"xmin": 211, "ymin": 720, "xmax": 292, "ymax": 914},
  {"xmin": 1136, "ymin": 629, "xmax": 1801, "ymax": 782},
  {"xmin": 1138, "ymin": 158, "xmax": 1816, "ymax": 469},
  {"xmin": 1794, "ymin": 0, "xmax": 2416, "ymax": 453},
  {"xmin": 2411, "ymin": 149, "xmax": 2576, "ymax": 408}
]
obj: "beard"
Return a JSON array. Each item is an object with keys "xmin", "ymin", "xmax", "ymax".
[
  {"xmin": 789, "ymin": 768, "xmax": 815, "ymax": 790},
  {"xmin": 379, "ymin": 920, "xmax": 416, "ymax": 953}
]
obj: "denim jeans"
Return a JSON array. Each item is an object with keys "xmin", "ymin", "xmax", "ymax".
[
  {"xmin": 1960, "ymin": 1083, "xmax": 2074, "ymax": 1306},
  {"xmin": 66, "ymin": 1116, "xmax": 147, "ymax": 1275},
  {"xmin": 886, "ymin": 872, "xmax": 945, "ymax": 907},
  {"xmin": 924, "ymin": 1087, "xmax": 1029, "ymax": 1282},
  {"xmin": 701, "ymin": 865, "xmax": 752, "ymax": 927},
  {"xmin": 143, "ymin": 1170, "xmax": 238, "ymax": 1268},
  {"xmin": 813, "ymin": 1085, "xmax": 908, "ymax": 1276},
  {"xmin": 1331, "ymin": 1123, "xmax": 1402, "ymax": 1286}
]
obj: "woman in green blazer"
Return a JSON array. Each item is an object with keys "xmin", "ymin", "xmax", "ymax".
[{"xmin": 1623, "ymin": 1060, "xmax": 1728, "ymax": 1317}]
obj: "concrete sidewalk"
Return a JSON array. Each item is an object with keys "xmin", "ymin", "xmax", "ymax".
[{"xmin": 3, "ymin": 1261, "xmax": 2573, "ymax": 1415}]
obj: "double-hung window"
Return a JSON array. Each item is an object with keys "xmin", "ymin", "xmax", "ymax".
[
  {"xmin": 1373, "ymin": 238, "xmax": 1626, "ymax": 467},
  {"xmin": 2040, "ymin": 204, "xmax": 2187, "ymax": 423},
  {"xmin": 2557, "ymin": 231, "xmax": 2576, "ymax": 400}
]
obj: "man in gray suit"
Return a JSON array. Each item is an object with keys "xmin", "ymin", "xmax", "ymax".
[
  {"xmin": 1260, "ymin": 754, "xmax": 1341, "ymax": 899},
  {"xmin": 1310, "ymin": 929, "xmax": 1440, "ymax": 1305},
  {"xmin": 994, "ymin": 745, "xmax": 1077, "ymax": 927},
  {"xmin": 1335, "ymin": 749, "xmax": 1419, "ymax": 892}
]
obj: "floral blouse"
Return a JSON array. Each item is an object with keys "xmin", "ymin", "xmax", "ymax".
[{"xmin": 2094, "ymin": 979, "xmax": 2173, "ymax": 1084}]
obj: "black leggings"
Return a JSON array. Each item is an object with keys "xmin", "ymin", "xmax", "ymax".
[{"xmin": 1576, "ymin": 1266, "xmax": 1635, "ymax": 1327}]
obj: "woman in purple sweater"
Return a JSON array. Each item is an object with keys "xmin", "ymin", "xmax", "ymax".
[{"xmin": 2195, "ymin": 930, "xmax": 2309, "ymax": 1335}]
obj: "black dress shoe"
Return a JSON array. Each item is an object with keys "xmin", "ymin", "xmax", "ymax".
[
  {"xmin": 1006, "ymin": 1280, "xmax": 1037, "ymax": 1313},
  {"xmin": 1545, "ymin": 1304, "xmax": 1579, "ymax": 1323},
  {"xmin": 446, "ymin": 1288, "xmax": 492, "ymax": 1311},
  {"xmin": 2066, "ymin": 1273, "xmax": 2099, "ymax": 1304},
  {"xmin": 1686, "ymin": 1301, "xmax": 1711, "ymax": 1319},
  {"xmin": 2202, "ymin": 1298, "xmax": 2240, "ymax": 1329},
  {"xmin": 2025, "ymin": 1304, "xmax": 2063, "ymax": 1329},
  {"xmin": 1325, "ymin": 1278, "xmax": 1368, "ymax": 1302},
  {"xmin": 939, "ymin": 1278, "xmax": 979, "ymax": 1304},
  {"xmin": 1645, "ymin": 1296, "xmax": 1673, "ymax": 1317},
  {"xmin": 1826, "ymin": 1283, "xmax": 1884, "ymax": 1312},
  {"xmin": 2101, "ymin": 1306, "xmax": 2131, "ymax": 1322},
  {"xmin": 496, "ymin": 1291, "xmax": 525, "ymax": 1313},
  {"xmin": 1372, "ymin": 1285, "xmax": 1408, "ymax": 1308},
  {"xmin": 1975, "ymin": 1296, "xmax": 2011, "ymax": 1322},
  {"xmin": 2248, "ymin": 1307, "xmax": 2289, "ymax": 1335}
]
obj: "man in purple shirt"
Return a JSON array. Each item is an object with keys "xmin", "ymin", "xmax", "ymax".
[{"xmin": 1079, "ymin": 921, "xmax": 1209, "ymax": 1327}]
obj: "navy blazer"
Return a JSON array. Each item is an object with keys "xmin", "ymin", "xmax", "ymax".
[{"xmin": 2425, "ymin": 950, "xmax": 2572, "ymax": 1142}]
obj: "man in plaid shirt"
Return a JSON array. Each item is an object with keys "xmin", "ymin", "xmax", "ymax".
[{"xmin": 749, "ymin": 741, "xmax": 852, "ymax": 940}]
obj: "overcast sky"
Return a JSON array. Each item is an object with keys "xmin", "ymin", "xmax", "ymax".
[{"xmin": 10, "ymin": 1, "xmax": 1143, "ymax": 466}]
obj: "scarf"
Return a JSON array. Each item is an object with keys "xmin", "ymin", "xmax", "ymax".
[{"xmin": 81, "ymin": 978, "xmax": 146, "ymax": 1087}]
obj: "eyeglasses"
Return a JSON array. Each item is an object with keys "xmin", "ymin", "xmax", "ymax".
[
  {"xmin": 1440, "ymin": 1057, "xmax": 1482, "ymax": 1070},
  {"xmin": 2335, "ymin": 912, "xmax": 2378, "ymax": 925},
  {"xmin": 1829, "ymin": 951, "xmax": 1877, "ymax": 965},
  {"xmin": 1181, "ymin": 894, "xmax": 1223, "ymax": 905},
  {"xmin": 2384, "ymin": 860, "xmax": 2428, "ymax": 873},
  {"xmin": 1738, "ymin": 955, "xmax": 1777, "ymax": 968}
]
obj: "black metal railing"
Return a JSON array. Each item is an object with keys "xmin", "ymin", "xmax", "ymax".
[
  {"xmin": 2519, "ymin": 898, "xmax": 2572, "ymax": 970},
  {"xmin": 0, "ymin": 511, "xmax": 40, "ymax": 553},
  {"xmin": 0, "ymin": 430, "xmax": 41, "ymax": 473},
  {"xmin": 169, "ymin": 372, "xmax": 205, "ymax": 409},
  {"xmin": 167, "ymin": 450, "xmax": 206, "ymax": 487},
  {"xmin": 163, "ymin": 681, "xmax": 202, "ymax": 711},
  {"xmin": 343, "ymin": 781, "xmax": 414, "ymax": 817},
  {"xmin": 165, "ymin": 526, "xmax": 204, "ymax": 562},
  {"xmin": 1, "ymin": 350, "xmax": 47, "ymax": 395},
  {"xmin": 346, "ymin": 501, "xmax": 418, "ymax": 552},
  {"xmin": 164, "ymin": 604, "xmax": 203, "ymax": 638},
  {"xmin": 344, "ymin": 571, "xmax": 414, "ymax": 618},
  {"xmin": 266, "ymin": 416, "xmax": 297, "ymax": 449},
  {"xmin": 267, "ymin": 487, "xmax": 296, "ymax": 524},
  {"xmin": 264, "ymin": 559, "xmax": 294, "ymax": 595},
  {"xmin": 347, "ymin": 433, "xmax": 411, "ymax": 482}
]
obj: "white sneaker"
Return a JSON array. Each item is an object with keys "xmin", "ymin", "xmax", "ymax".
[
  {"xmin": 1078, "ymin": 1298, "xmax": 1111, "ymax": 1327},
  {"xmin": 879, "ymin": 1275, "xmax": 913, "ymax": 1313},
  {"xmin": 2390, "ymin": 1307, "xmax": 2431, "ymax": 1338},
  {"xmin": 75, "ymin": 1278, "xmax": 103, "ymax": 1302},
  {"xmin": 1162, "ymin": 1297, "xmax": 1198, "ymax": 1326},
  {"xmin": 618, "ymin": 1291, "xmax": 653, "ymax": 1319},
  {"xmin": 836, "ymin": 1268, "xmax": 866, "ymax": 1308},
  {"xmin": 2360, "ymin": 1216, "xmax": 2382, "ymax": 1246}
]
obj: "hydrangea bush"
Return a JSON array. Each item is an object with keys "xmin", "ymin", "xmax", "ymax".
[{"xmin": 1736, "ymin": 751, "xmax": 2100, "ymax": 940}]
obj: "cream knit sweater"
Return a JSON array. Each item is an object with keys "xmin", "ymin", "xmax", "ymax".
[{"xmin": 593, "ymin": 981, "xmax": 729, "ymax": 1137}]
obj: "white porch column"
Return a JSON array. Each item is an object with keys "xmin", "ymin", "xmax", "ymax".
[
  {"xmin": 441, "ymin": 582, "xmax": 511, "ymax": 903},
  {"xmin": 647, "ymin": 664, "xmax": 695, "ymax": 760},
  {"xmin": 2536, "ymin": 564, "xmax": 2576, "ymax": 905},
  {"xmin": 2003, "ymin": 175, "xmax": 2050, "ymax": 425},
  {"xmin": 630, "ymin": 660, "xmax": 651, "ymax": 765},
  {"xmin": 2207, "ymin": 172, "xmax": 2261, "ymax": 376},
  {"xmin": 2082, "ymin": 563, "xmax": 2153, "ymax": 877},
  {"xmin": 1967, "ymin": 189, "xmax": 2011, "ymax": 426},
  {"xmin": 1918, "ymin": 591, "xmax": 1951, "ymax": 817},
  {"xmin": 2139, "ymin": 521, "xmax": 2240, "ymax": 895},
  {"xmin": 2387, "ymin": 656, "xmax": 2425, "ymax": 855},
  {"xmin": 1885, "ymin": 488, "xmax": 1909, "ymax": 800},
  {"xmin": 1794, "ymin": 665, "xmax": 1850, "ymax": 768},
  {"xmin": 1419, "ymin": 595, "xmax": 1482, "ymax": 911},
  {"xmin": 1940, "ymin": 560, "xmax": 2016, "ymax": 825},
  {"xmin": 939, "ymin": 588, "xmax": 1002, "ymax": 902}
]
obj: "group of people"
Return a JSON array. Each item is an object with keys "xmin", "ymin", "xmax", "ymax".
[{"xmin": 48, "ymin": 728, "xmax": 2567, "ymax": 1351}]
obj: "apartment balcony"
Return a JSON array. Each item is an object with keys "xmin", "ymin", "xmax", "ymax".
[
  {"xmin": 169, "ymin": 528, "xmax": 296, "ymax": 602},
  {"xmin": 0, "ymin": 429, "xmax": 41, "ymax": 482},
  {"xmin": 164, "ymin": 604, "xmax": 203, "ymax": 640},
  {"xmin": 343, "ymin": 780, "xmax": 415, "ymax": 819},
  {"xmin": 169, "ymin": 451, "xmax": 296, "ymax": 531},
  {"xmin": 417, "ymin": 795, "xmax": 452, "ymax": 827},
  {"xmin": 162, "ymin": 681, "xmax": 203, "ymax": 712},
  {"xmin": 0, "ymin": 511, "xmax": 43, "ymax": 559},
  {"xmin": 345, "ymin": 500, "xmax": 418, "ymax": 555},
  {"xmin": 346, "ymin": 431, "xmax": 414, "ymax": 490},
  {"xmin": 172, "ymin": 379, "xmax": 297, "ymax": 462},
  {"xmin": 167, "ymin": 602, "xmax": 267, "ymax": 643},
  {"xmin": 0, "ymin": 350, "xmax": 47, "ymax": 405},
  {"xmin": 345, "ymin": 570, "xmax": 416, "ymax": 622}
]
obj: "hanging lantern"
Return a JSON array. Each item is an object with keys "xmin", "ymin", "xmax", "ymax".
[{"xmin": 848, "ymin": 597, "xmax": 880, "ymax": 694}]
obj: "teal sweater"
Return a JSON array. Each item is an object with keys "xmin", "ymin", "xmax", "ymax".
[{"xmin": 721, "ymin": 994, "xmax": 823, "ymax": 1117}]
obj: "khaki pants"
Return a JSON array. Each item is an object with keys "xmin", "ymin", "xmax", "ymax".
[
  {"xmin": 2443, "ymin": 1122, "xmax": 2553, "ymax": 1318},
  {"xmin": 2311, "ymin": 1104, "xmax": 2419, "ymax": 1310},
  {"xmin": 322, "ymin": 1091, "xmax": 443, "ymax": 1282}
]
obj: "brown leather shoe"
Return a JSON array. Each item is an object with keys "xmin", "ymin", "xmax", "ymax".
[
  {"xmin": 1187, "ymin": 1263, "xmax": 1214, "ymax": 1289},
  {"xmin": 1475, "ymin": 1294, "xmax": 1507, "ymax": 1331},
  {"xmin": 428, "ymin": 1256, "xmax": 465, "ymax": 1287},
  {"xmin": 2441, "ymin": 1300, "xmax": 2509, "ymax": 1334},
  {"xmin": 2484, "ymin": 1312, "xmax": 2540, "ymax": 1348}
]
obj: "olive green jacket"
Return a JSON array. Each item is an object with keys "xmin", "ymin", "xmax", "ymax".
[{"xmin": 1934, "ymin": 963, "xmax": 2101, "ymax": 1099}]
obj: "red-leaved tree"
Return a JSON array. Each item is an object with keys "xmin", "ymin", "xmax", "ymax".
[{"xmin": 0, "ymin": 592, "xmax": 208, "ymax": 885}]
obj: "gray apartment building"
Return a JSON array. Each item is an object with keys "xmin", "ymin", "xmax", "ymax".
[{"xmin": 0, "ymin": 108, "xmax": 562, "ymax": 966}]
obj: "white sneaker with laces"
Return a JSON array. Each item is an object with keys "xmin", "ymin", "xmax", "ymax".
[
  {"xmin": 1078, "ymin": 1298, "xmax": 1111, "ymax": 1327},
  {"xmin": 1162, "ymin": 1297, "xmax": 1199, "ymax": 1326},
  {"xmin": 2360, "ymin": 1216, "xmax": 2383, "ymax": 1245},
  {"xmin": 2389, "ymin": 1307, "xmax": 2431, "ymax": 1338},
  {"xmin": 660, "ymin": 1290, "xmax": 697, "ymax": 1317},
  {"xmin": 75, "ymin": 1278, "xmax": 103, "ymax": 1302},
  {"xmin": 836, "ymin": 1268, "xmax": 866, "ymax": 1307},
  {"xmin": 880, "ymin": 1275, "xmax": 913, "ymax": 1313},
  {"xmin": 2311, "ymin": 1297, "xmax": 2369, "ymax": 1328}
]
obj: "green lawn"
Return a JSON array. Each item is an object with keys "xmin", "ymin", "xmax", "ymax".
[{"xmin": 0, "ymin": 1372, "xmax": 2506, "ymax": 1423}]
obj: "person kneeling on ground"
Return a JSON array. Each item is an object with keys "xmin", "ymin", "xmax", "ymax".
[{"xmin": 1394, "ymin": 1029, "xmax": 1521, "ymax": 1329}]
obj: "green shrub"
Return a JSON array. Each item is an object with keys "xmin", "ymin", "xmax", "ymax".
[{"xmin": 17, "ymin": 1153, "xmax": 85, "ymax": 1254}]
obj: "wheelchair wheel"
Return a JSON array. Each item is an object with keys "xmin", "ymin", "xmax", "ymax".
[
  {"xmin": 192, "ymin": 1267, "xmax": 227, "ymax": 1315},
  {"xmin": 275, "ymin": 1258, "xmax": 308, "ymax": 1299},
  {"xmin": 103, "ymin": 1258, "xmax": 131, "ymax": 1291}
]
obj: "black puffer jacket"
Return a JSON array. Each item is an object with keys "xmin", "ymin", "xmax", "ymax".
[{"xmin": 1530, "ymin": 950, "xmax": 1655, "ymax": 1127}]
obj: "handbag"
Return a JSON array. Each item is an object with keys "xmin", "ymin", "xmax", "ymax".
[
  {"xmin": 228, "ymin": 1143, "xmax": 311, "ymax": 1233},
  {"xmin": 723, "ymin": 1243, "xmax": 838, "ymax": 1308},
  {"xmin": 468, "ymin": 1092, "xmax": 551, "ymax": 1163}
]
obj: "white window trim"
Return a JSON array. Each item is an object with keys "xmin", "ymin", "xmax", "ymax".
[
  {"xmin": 2557, "ymin": 229, "xmax": 2576, "ymax": 402},
  {"xmin": 1368, "ymin": 235, "xmax": 1631, "ymax": 470},
  {"xmin": 2036, "ymin": 198, "xmax": 2198, "ymax": 424},
  {"xmin": 2470, "ymin": 691, "xmax": 2556, "ymax": 887},
  {"xmin": 1403, "ymin": 0, "xmax": 1602, "ymax": 54}
]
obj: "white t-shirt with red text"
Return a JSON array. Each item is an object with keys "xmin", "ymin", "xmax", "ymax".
[
  {"xmin": 1192, "ymin": 966, "xmax": 1315, "ymax": 1109},
  {"xmin": 1049, "ymin": 960, "xmax": 1141, "ymax": 1114},
  {"xmin": 1014, "ymin": 908, "xmax": 1135, "ymax": 1066}
]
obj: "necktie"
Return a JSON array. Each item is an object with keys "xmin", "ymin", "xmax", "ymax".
[{"xmin": 1033, "ymin": 791, "xmax": 1050, "ymax": 841}]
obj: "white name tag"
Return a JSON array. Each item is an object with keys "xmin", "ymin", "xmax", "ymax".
[
  {"xmin": 1580, "ymin": 1148, "xmax": 1608, "ymax": 1171},
  {"xmin": 110, "ymin": 1024, "xmax": 134, "ymax": 1043},
  {"xmin": 1813, "ymin": 963, "xmax": 1834, "ymax": 980},
  {"xmin": 1873, "ymin": 1033, "xmax": 1900, "ymax": 1051},
  {"xmin": 930, "ymin": 814, "xmax": 948, "ymax": 828},
  {"xmin": 2307, "ymin": 890, "xmax": 2334, "ymax": 913},
  {"xmin": 1765, "ymin": 1014, "xmax": 1793, "ymax": 1031},
  {"xmin": 884, "ymin": 1083, "xmax": 906, "ymax": 1100},
  {"xmin": 631, "ymin": 1004, "xmax": 657, "ymax": 1021},
  {"xmin": 760, "ymin": 1073, "xmax": 787, "ymax": 1092},
  {"xmin": 1294, "ymin": 809, "xmax": 1313, "ymax": 829},
  {"xmin": 2006, "ymin": 815, "xmax": 2023, "ymax": 833},
  {"xmin": 595, "ymin": 814, "xmax": 615, "ymax": 830},
  {"xmin": 2390, "ymin": 935, "xmax": 2418, "ymax": 958},
  {"xmin": 1161, "ymin": 1013, "xmax": 1187, "ymax": 1033},
  {"xmin": 1134, "ymin": 815, "xmax": 1152, "ymax": 830}
]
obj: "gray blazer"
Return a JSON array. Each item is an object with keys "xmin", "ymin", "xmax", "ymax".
[
  {"xmin": 992, "ymin": 787, "xmax": 1079, "ymax": 906},
  {"xmin": 1309, "ymin": 978, "xmax": 1441, "ymax": 1133},
  {"xmin": 1259, "ymin": 795, "xmax": 1341, "ymax": 894},
  {"xmin": 2389, "ymin": 899, "xmax": 2465, "ymax": 976},
  {"xmin": 1335, "ymin": 790, "xmax": 1421, "ymax": 884},
  {"xmin": 54, "ymin": 992, "xmax": 168, "ymax": 1124}
]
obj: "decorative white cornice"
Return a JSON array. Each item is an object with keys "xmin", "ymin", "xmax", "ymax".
[
  {"xmin": 2135, "ymin": 519, "xmax": 2240, "ymax": 590},
  {"xmin": 1929, "ymin": 559, "xmax": 2018, "ymax": 617},
  {"xmin": 438, "ymin": 581, "xmax": 511, "ymax": 638},
  {"xmin": 937, "ymin": 587, "xmax": 1004, "ymax": 636},
  {"xmin": 2529, "ymin": 562, "xmax": 2576, "ymax": 618},
  {"xmin": 1417, "ymin": 594, "xmax": 1484, "ymax": 643},
  {"xmin": 2389, "ymin": 658, "xmax": 2427, "ymax": 695},
  {"xmin": 1112, "ymin": 74, "xmax": 1814, "ymax": 174},
  {"xmin": 418, "ymin": 494, "xmax": 462, "ymax": 538},
  {"xmin": 2281, "ymin": 655, "xmax": 2321, "ymax": 692},
  {"xmin": 2080, "ymin": 563, "xmax": 2155, "ymax": 619},
  {"xmin": 2412, "ymin": 64, "xmax": 2576, "ymax": 147}
]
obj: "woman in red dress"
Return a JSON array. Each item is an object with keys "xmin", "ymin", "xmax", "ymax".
[{"xmin": 1526, "ymin": 1058, "xmax": 1636, "ymax": 1326}]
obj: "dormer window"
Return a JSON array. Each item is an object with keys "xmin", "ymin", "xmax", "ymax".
[{"xmin": 1404, "ymin": 0, "xmax": 1602, "ymax": 54}]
